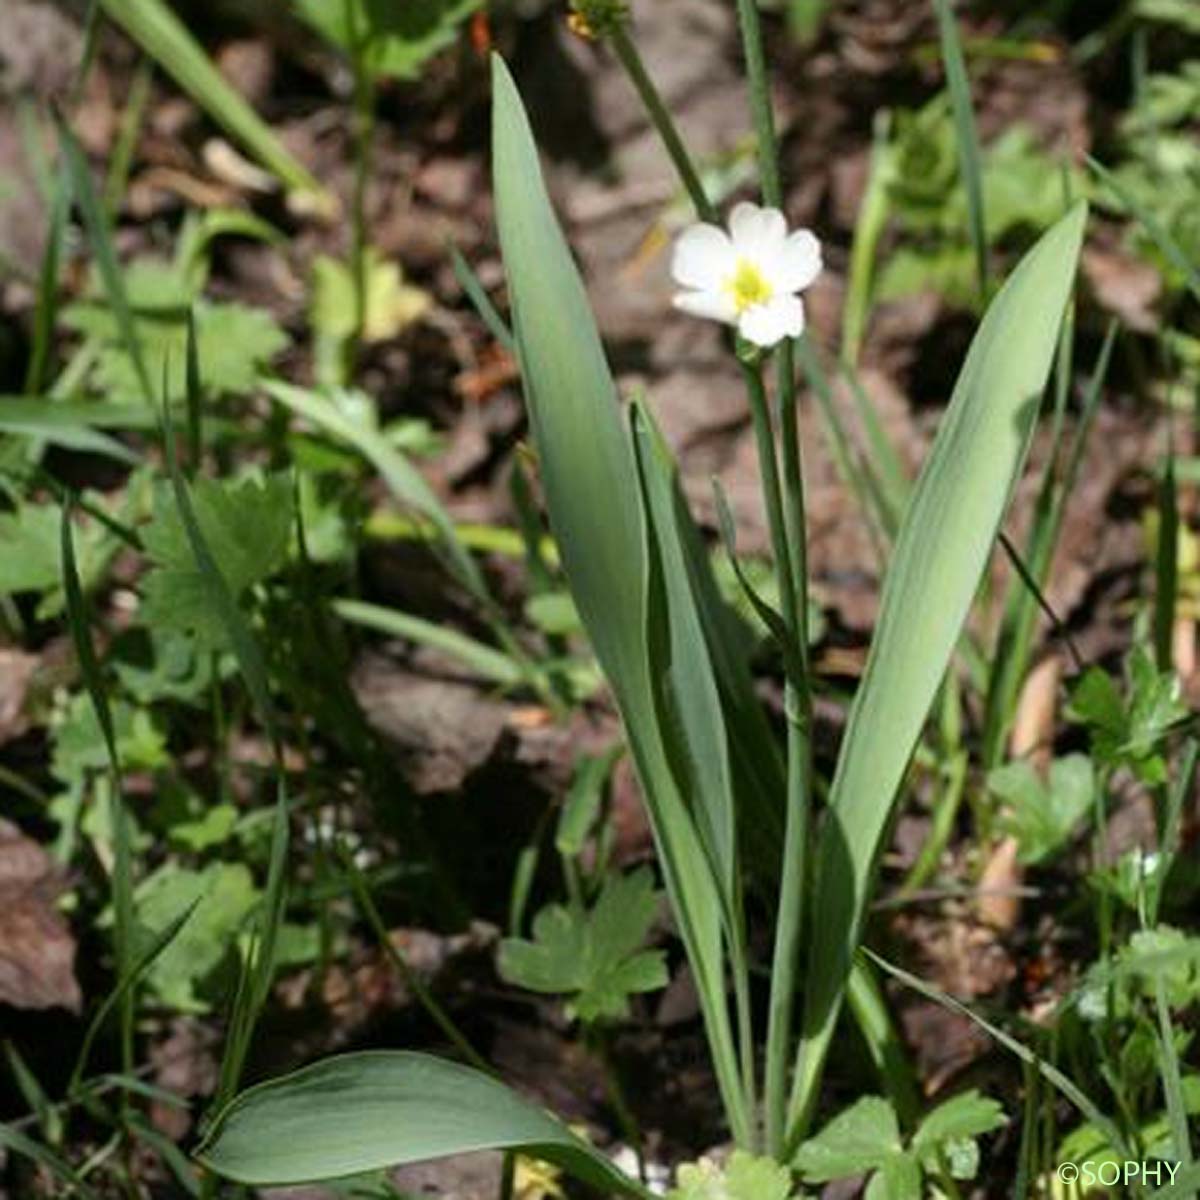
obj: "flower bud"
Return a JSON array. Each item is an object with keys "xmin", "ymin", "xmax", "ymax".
[{"xmin": 566, "ymin": 0, "xmax": 629, "ymax": 41}]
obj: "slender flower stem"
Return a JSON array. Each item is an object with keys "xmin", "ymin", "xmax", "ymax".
[
  {"xmin": 346, "ymin": 0, "xmax": 375, "ymax": 376},
  {"xmin": 734, "ymin": 0, "xmax": 816, "ymax": 1156},
  {"xmin": 609, "ymin": 26, "xmax": 718, "ymax": 224}
]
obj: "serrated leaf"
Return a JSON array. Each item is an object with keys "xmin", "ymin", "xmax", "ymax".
[
  {"xmin": 989, "ymin": 754, "xmax": 1095, "ymax": 865},
  {"xmin": 134, "ymin": 862, "xmax": 259, "ymax": 1012},
  {"xmin": 498, "ymin": 868, "xmax": 667, "ymax": 1022},
  {"xmin": 63, "ymin": 260, "xmax": 287, "ymax": 402},
  {"xmin": 912, "ymin": 1090, "xmax": 1006, "ymax": 1154},
  {"xmin": 794, "ymin": 1096, "xmax": 902, "ymax": 1180},
  {"xmin": 139, "ymin": 474, "xmax": 294, "ymax": 650}
]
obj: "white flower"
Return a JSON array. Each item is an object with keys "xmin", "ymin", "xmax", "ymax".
[{"xmin": 670, "ymin": 202, "xmax": 822, "ymax": 348}]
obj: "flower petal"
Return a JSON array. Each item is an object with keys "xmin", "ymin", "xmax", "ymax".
[
  {"xmin": 737, "ymin": 295, "xmax": 805, "ymax": 347},
  {"xmin": 729, "ymin": 202, "xmax": 787, "ymax": 261},
  {"xmin": 770, "ymin": 229, "xmax": 823, "ymax": 293},
  {"xmin": 674, "ymin": 288, "xmax": 738, "ymax": 326},
  {"xmin": 672, "ymin": 223, "xmax": 735, "ymax": 290}
]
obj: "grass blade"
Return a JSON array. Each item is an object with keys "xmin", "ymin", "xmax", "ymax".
[
  {"xmin": 24, "ymin": 166, "xmax": 69, "ymax": 396},
  {"xmin": 1087, "ymin": 155, "xmax": 1200, "ymax": 303},
  {"xmin": 864, "ymin": 948, "xmax": 1133, "ymax": 1161},
  {"xmin": 60, "ymin": 501, "xmax": 136, "ymax": 1087},
  {"xmin": 96, "ymin": 0, "xmax": 328, "ymax": 204},
  {"xmin": 1155, "ymin": 450, "xmax": 1179, "ymax": 674},
  {"xmin": 788, "ymin": 202, "xmax": 1088, "ymax": 1146},
  {"xmin": 0, "ymin": 1124, "xmax": 100, "ymax": 1200},
  {"xmin": 932, "ymin": 0, "xmax": 988, "ymax": 300},
  {"xmin": 0, "ymin": 407, "xmax": 140, "ymax": 465},
  {"xmin": 449, "ymin": 241, "xmax": 514, "ymax": 353},
  {"xmin": 265, "ymin": 380, "xmax": 489, "ymax": 605},
  {"xmin": 55, "ymin": 114, "xmax": 153, "ymax": 406},
  {"xmin": 67, "ymin": 901, "xmax": 199, "ymax": 1099},
  {"xmin": 332, "ymin": 598, "xmax": 523, "ymax": 689}
]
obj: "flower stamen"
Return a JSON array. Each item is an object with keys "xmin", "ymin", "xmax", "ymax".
[{"xmin": 724, "ymin": 258, "xmax": 774, "ymax": 314}]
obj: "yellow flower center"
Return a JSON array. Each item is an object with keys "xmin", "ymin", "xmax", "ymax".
[{"xmin": 724, "ymin": 258, "xmax": 773, "ymax": 313}]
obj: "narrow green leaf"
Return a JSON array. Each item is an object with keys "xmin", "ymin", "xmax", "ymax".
[
  {"xmin": 266, "ymin": 381, "xmax": 488, "ymax": 605},
  {"xmin": 96, "ymin": 0, "xmax": 327, "ymax": 202},
  {"xmin": 864, "ymin": 949, "xmax": 1133, "ymax": 1162},
  {"xmin": 491, "ymin": 53, "xmax": 750, "ymax": 1144},
  {"xmin": 332, "ymin": 597, "xmax": 523, "ymax": 688},
  {"xmin": 1156, "ymin": 453, "xmax": 1179, "ymax": 674},
  {"xmin": 1087, "ymin": 154, "xmax": 1200, "ymax": 302},
  {"xmin": 60, "ymin": 500, "xmax": 135, "ymax": 1081},
  {"xmin": 0, "ymin": 406, "xmax": 140, "ymax": 464},
  {"xmin": 790, "ymin": 202, "xmax": 1087, "ymax": 1143},
  {"xmin": 199, "ymin": 1051, "xmax": 647, "ymax": 1195},
  {"xmin": 449, "ymin": 240, "xmax": 515, "ymax": 353},
  {"xmin": 67, "ymin": 900, "xmax": 199, "ymax": 1098},
  {"xmin": 24, "ymin": 167, "xmax": 69, "ymax": 396},
  {"xmin": 56, "ymin": 115, "xmax": 153, "ymax": 405},
  {"xmin": 0, "ymin": 1124, "xmax": 100, "ymax": 1200},
  {"xmin": 932, "ymin": 0, "xmax": 988, "ymax": 299}
]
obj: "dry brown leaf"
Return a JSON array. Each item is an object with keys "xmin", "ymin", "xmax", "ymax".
[
  {"xmin": 977, "ymin": 836, "xmax": 1023, "ymax": 933},
  {"xmin": 0, "ymin": 820, "xmax": 81, "ymax": 1013},
  {"xmin": 0, "ymin": 647, "xmax": 37, "ymax": 747}
]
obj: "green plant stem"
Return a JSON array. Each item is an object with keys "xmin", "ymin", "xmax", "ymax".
[
  {"xmin": 742, "ymin": 356, "xmax": 810, "ymax": 1153},
  {"xmin": 343, "ymin": 847, "xmax": 492, "ymax": 1077},
  {"xmin": 608, "ymin": 25, "xmax": 716, "ymax": 224},
  {"xmin": 733, "ymin": 0, "xmax": 816, "ymax": 1156},
  {"xmin": 347, "ymin": 4, "xmax": 376, "ymax": 375},
  {"xmin": 591, "ymin": 1030, "xmax": 646, "ymax": 1181}
]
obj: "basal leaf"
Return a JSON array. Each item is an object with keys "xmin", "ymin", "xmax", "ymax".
[
  {"xmin": 792, "ymin": 202, "xmax": 1087, "ymax": 1139},
  {"xmin": 199, "ymin": 1051, "xmax": 645, "ymax": 1194}
]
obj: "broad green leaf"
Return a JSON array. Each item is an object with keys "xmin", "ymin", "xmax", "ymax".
[
  {"xmin": 491, "ymin": 53, "xmax": 750, "ymax": 1142},
  {"xmin": 199, "ymin": 1051, "xmax": 645, "ymax": 1194},
  {"xmin": 51, "ymin": 693, "xmax": 168, "ymax": 786},
  {"xmin": 140, "ymin": 474, "xmax": 294, "ymax": 651},
  {"xmin": 498, "ymin": 868, "xmax": 667, "ymax": 1022},
  {"xmin": 792, "ymin": 202, "xmax": 1087, "ymax": 1138},
  {"xmin": 794, "ymin": 1096, "xmax": 902, "ymax": 1179}
]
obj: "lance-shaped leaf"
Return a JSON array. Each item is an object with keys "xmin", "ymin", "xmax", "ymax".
[
  {"xmin": 491, "ymin": 54, "xmax": 751, "ymax": 1142},
  {"xmin": 198, "ymin": 1051, "xmax": 646, "ymax": 1194},
  {"xmin": 790, "ymin": 202, "xmax": 1088, "ymax": 1140}
]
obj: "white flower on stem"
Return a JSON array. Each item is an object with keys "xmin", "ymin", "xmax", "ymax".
[{"xmin": 670, "ymin": 202, "xmax": 822, "ymax": 349}]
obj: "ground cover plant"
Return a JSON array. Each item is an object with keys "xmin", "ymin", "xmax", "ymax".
[{"xmin": 0, "ymin": 0, "xmax": 1198, "ymax": 1196}]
